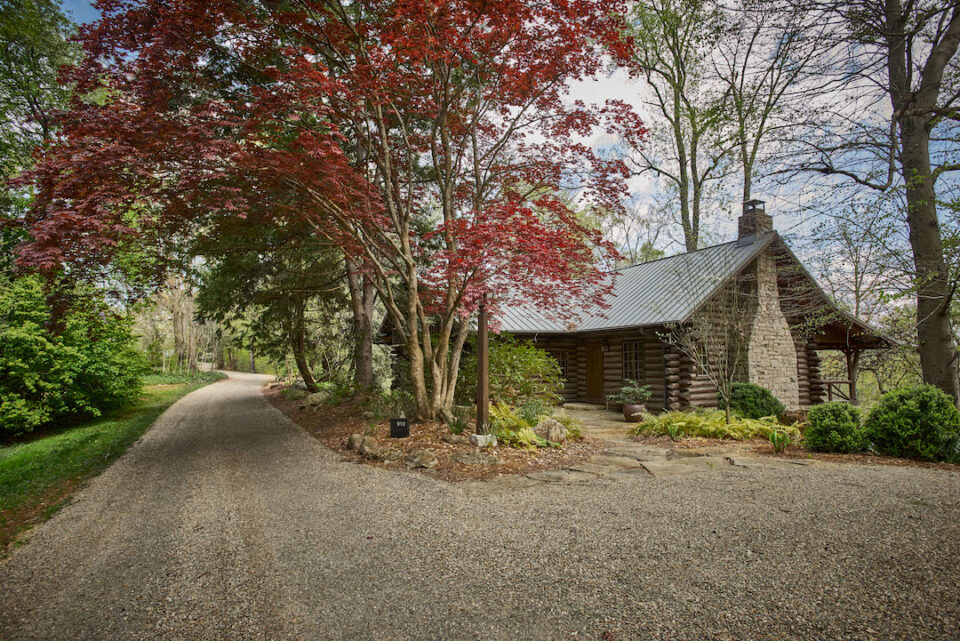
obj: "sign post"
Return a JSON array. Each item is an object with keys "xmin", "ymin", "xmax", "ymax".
[{"xmin": 476, "ymin": 294, "xmax": 490, "ymax": 433}]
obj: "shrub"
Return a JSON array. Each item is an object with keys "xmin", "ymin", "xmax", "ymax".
[
  {"xmin": 804, "ymin": 402, "xmax": 864, "ymax": 453},
  {"xmin": 518, "ymin": 398, "xmax": 552, "ymax": 425},
  {"xmin": 863, "ymin": 385, "xmax": 960, "ymax": 461},
  {"xmin": 769, "ymin": 429, "xmax": 791, "ymax": 453},
  {"xmin": 723, "ymin": 382, "xmax": 785, "ymax": 420},
  {"xmin": 0, "ymin": 276, "xmax": 145, "ymax": 436},
  {"xmin": 447, "ymin": 406, "xmax": 472, "ymax": 435},
  {"xmin": 489, "ymin": 402, "xmax": 551, "ymax": 448},
  {"xmin": 607, "ymin": 379, "xmax": 652, "ymax": 405},
  {"xmin": 457, "ymin": 334, "xmax": 563, "ymax": 407},
  {"xmin": 631, "ymin": 409, "xmax": 800, "ymax": 441}
]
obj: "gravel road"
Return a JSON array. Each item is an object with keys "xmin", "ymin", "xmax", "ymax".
[{"xmin": 1, "ymin": 372, "xmax": 959, "ymax": 641}]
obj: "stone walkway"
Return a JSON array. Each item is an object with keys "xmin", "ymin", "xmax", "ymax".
[{"xmin": 459, "ymin": 439, "xmax": 812, "ymax": 496}]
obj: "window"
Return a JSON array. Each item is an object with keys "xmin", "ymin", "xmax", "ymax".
[
  {"xmin": 622, "ymin": 340, "xmax": 644, "ymax": 382},
  {"xmin": 547, "ymin": 350, "xmax": 568, "ymax": 380}
]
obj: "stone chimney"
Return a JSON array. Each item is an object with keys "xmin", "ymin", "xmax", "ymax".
[{"xmin": 738, "ymin": 199, "xmax": 773, "ymax": 240}]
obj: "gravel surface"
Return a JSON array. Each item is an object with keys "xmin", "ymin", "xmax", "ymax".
[{"xmin": 1, "ymin": 372, "xmax": 959, "ymax": 640}]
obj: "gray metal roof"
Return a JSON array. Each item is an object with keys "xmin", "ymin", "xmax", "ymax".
[{"xmin": 499, "ymin": 233, "xmax": 776, "ymax": 334}]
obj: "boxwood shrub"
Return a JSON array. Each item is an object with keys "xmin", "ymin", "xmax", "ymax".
[
  {"xmin": 863, "ymin": 384, "xmax": 960, "ymax": 461},
  {"xmin": 804, "ymin": 402, "xmax": 864, "ymax": 453},
  {"xmin": 723, "ymin": 382, "xmax": 785, "ymax": 420}
]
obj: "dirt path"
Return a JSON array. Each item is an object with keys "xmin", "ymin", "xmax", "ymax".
[{"xmin": 1, "ymin": 372, "xmax": 959, "ymax": 640}]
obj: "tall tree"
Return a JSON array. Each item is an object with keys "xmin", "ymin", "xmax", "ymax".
[
  {"xmin": 618, "ymin": 0, "xmax": 731, "ymax": 251},
  {"xmin": 19, "ymin": 1, "xmax": 638, "ymax": 421},
  {"xmin": 774, "ymin": 0, "xmax": 960, "ymax": 402},
  {"xmin": 0, "ymin": 0, "xmax": 76, "ymax": 272}
]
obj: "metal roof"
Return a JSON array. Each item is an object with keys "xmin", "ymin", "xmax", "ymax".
[{"xmin": 499, "ymin": 233, "xmax": 776, "ymax": 334}]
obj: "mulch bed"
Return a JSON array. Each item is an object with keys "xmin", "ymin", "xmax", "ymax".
[{"xmin": 265, "ymin": 388, "xmax": 601, "ymax": 482}]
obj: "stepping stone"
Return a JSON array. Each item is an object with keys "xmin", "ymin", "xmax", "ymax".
[
  {"xmin": 666, "ymin": 449, "xmax": 709, "ymax": 459},
  {"xmin": 606, "ymin": 467, "xmax": 652, "ymax": 480},
  {"xmin": 724, "ymin": 456, "xmax": 767, "ymax": 469},
  {"xmin": 527, "ymin": 469, "xmax": 598, "ymax": 483},
  {"xmin": 590, "ymin": 455, "xmax": 646, "ymax": 469},
  {"xmin": 568, "ymin": 463, "xmax": 622, "ymax": 476},
  {"xmin": 600, "ymin": 447, "xmax": 664, "ymax": 461},
  {"xmin": 639, "ymin": 460, "xmax": 710, "ymax": 477},
  {"xmin": 562, "ymin": 402, "xmax": 606, "ymax": 411}
]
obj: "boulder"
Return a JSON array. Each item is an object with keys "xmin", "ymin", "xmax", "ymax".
[
  {"xmin": 470, "ymin": 433, "xmax": 498, "ymax": 447},
  {"xmin": 534, "ymin": 419, "xmax": 567, "ymax": 443},
  {"xmin": 405, "ymin": 448, "xmax": 438, "ymax": 469},
  {"xmin": 299, "ymin": 391, "xmax": 330, "ymax": 408},
  {"xmin": 346, "ymin": 433, "xmax": 364, "ymax": 450},
  {"xmin": 442, "ymin": 433, "xmax": 470, "ymax": 445},
  {"xmin": 358, "ymin": 435, "xmax": 381, "ymax": 457},
  {"xmin": 286, "ymin": 389, "xmax": 309, "ymax": 401}
]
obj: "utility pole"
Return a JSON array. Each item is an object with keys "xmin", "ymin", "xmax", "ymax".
[{"xmin": 476, "ymin": 294, "xmax": 489, "ymax": 432}]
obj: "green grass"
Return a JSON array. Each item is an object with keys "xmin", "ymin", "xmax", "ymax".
[
  {"xmin": 141, "ymin": 370, "xmax": 227, "ymax": 386},
  {"xmin": 0, "ymin": 376, "xmax": 223, "ymax": 550}
]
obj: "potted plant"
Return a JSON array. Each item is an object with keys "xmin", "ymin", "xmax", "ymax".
[{"xmin": 607, "ymin": 380, "xmax": 652, "ymax": 421}]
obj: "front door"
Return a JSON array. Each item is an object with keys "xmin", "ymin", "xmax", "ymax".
[{"xmin": 585, "ymin": 344, "xmax": 604, "ymax": 402}]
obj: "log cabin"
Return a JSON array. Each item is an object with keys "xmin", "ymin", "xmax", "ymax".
[{"xmin": 496, "ymin": 200, "xmax": 889, "ymax": 411}]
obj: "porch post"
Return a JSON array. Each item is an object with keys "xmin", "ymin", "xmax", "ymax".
[
  {"xmin": 844, "ymin": 349, "xmax": 859, "ymax": 405},
  {"xmin": 476, "ymin": 294, "xmax": 490, "ymax": 432}
]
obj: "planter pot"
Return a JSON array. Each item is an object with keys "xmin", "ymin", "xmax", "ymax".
[
  {"xmin": 470, "ymin": 433, "xmax": 498, "ymax": 448},
  {"xmin": 622, "ymin": 403, "xmax": 646, "ymax": 422}
]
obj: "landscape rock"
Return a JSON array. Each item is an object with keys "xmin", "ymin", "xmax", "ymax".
[
  {"xmin": 286, "ymin": 389, "xmax": 309, "ymax": 401},
  {"xmin": 358, "ymin": 435, "xmax": 381, "ymax": 457},
  {"xmin": 452, "ymin": 452, "xmax": 505, "ymax": 466},
  {"xmin": 470, "ymin": 433, "xmax": 498, "ymax": 447},
  {"xmin": 300, "ymin": 391, "xmax": 330, "ymax": 408},
  {"xmin": 406, "ymin": 448, "xmax": 438, "ymax": 469},
  {"xmin": 442, "ymin": 433, "xmax": 470, "ymax": 445},
  {"xmin": 346, "ymin": 433, "xmax": 364, "ymax": 450},
  {"xmin": 534, "ymin": 419, "xmax": 567, "ymax": 443}
]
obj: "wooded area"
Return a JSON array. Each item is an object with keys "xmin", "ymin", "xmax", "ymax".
[{"xmin": 1, "ymin": 0, "xmax": 959, "ymax": 428}]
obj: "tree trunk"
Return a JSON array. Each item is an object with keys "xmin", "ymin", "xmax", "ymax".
[
  {"xmin": 249, "ymin": 344, "xmax": 256, "ymax": 373},
  {"xmin": 900, "ymin": 118, "xmax": 960, "ymax": 402},
  {"xmin": 346, "ymin": 257, "xmax": 376, "ymax": 391},
  {"xmin": 885, "ymin": 0, "xmax": 960, "ymax": 404},
  {"xmin": 290, "ymin": 300, "xmax": 318, "ymax": 393}
]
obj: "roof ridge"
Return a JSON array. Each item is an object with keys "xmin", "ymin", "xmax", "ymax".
[{"xmin": 608, "ymin": 233, "xmax": 773, "ymax": 274}]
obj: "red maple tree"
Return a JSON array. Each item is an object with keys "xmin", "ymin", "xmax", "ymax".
[{"xmin": 19, "ymin": 0, "xmax": 646, "ymax": 420}]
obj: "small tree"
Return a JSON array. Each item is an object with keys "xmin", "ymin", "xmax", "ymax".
[{"xmin": 662, "ymin": 271, "xmax": 754, "ymax": 423}]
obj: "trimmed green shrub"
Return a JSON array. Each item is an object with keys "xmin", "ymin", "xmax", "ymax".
[
  {"xmin": 724, "ymin": 382, "xmax": 785, "ymax": 420},
  {"xmin": 863, "ymin": 385, "xmax": 960, "ymax": 461},
  {"xmin": 458, "ymin": 334, "xmax": 562, "ymax": 407},
  {"xmin": 631, "ymin": 409, "xmax": 800, "ymax": 441},
  {"xmin": 804, "ymin": 402, "xmax": 864, "ymax": 453}
]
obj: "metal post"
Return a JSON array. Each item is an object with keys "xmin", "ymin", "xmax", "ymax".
[{"xmin": 476, "ymin": 294, "xmax": 490, "ymax": 433}]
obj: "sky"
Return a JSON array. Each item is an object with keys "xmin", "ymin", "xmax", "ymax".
[{"xmin": 60, "ymin": 0, "xmax": 99, "ymax": 24}]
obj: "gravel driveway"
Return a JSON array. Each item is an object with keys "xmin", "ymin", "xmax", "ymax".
[{"xmin": 1, "ymin": 372, "xmax": 958, "ymax": 641}]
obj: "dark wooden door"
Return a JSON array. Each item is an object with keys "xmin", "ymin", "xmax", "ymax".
[{"xmin": 586, "ymin": 344, "xmax": 604, "ymax": 401}]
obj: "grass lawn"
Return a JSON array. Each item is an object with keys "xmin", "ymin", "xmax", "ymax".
[{"xmin": 0, "ymin": 371, "xmax": 226, "ymax": 551}]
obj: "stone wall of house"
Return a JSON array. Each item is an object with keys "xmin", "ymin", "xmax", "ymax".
[{"xmin": 746, "ymin": 252, "xmax": 801, "ymax": 409}]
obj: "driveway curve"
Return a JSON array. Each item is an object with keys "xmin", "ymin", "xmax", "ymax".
[{"xmin": 1, "ymin": 372, "xmax": 959, "ymax": 640}]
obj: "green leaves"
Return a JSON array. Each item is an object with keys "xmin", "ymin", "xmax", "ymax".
[{"xmin": 0, "ymin": 275, "xmax": 145, "ymax": 436}]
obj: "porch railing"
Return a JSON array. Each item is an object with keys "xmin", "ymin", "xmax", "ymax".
[{"xmin": 824, "ymin": 380, "xmax": 852, "ymax": 402}]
